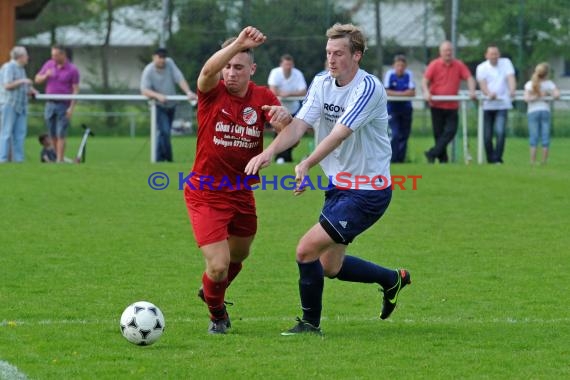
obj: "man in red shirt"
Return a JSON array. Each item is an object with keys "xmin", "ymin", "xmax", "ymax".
[
  {"xmin": 421, "ymin": 41, "xmax": 476, "ymax": 163},
  {"xmin": 184, "ymin": 26, "xmax": 292, "ymax": 334}
]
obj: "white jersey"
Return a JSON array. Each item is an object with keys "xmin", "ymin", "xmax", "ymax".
[
  {"xmin": 267, "ymin": 67, "xmax": 307, "ymax": 114},
  {"xmin": 475, "ymin": 58, "xmax": 515, "ymax": 110},
  {"xmin": 296, "ymin": 69, "xmax": 391, "ymax": 190}
]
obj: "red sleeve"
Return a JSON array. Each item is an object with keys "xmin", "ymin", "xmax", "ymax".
[
  {"xmin": 197, "ymin": 81, "xmax": 224, "ymax": 106},
  {"xmin": 459, "ymin": 61, "xmax": 472, "ymax": 80},
  {"xmin": 424, "ymin": 60, "xmax": 435, "ymax": 81},
  {"xmin": 262, "ymin": 87, "xmax": 281, "ymax": 121}
]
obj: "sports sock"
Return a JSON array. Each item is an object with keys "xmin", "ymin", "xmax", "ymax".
[
  {"xmin": 335, "ymin": 255, "xmax": 397, "ymax": 289},
  {"xmin": 202, "ymin": 273, "xmax": 228, "ymax": 320},
  {"xmin": 227, "ymin": 261, "xmax": 243, "ymax": 287},
  {"xmin": 297, "ymin": 260, "xmax": 324, "ymax": 327}
]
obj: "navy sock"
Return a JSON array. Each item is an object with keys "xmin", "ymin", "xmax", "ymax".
[
  {"xmin": 297, "ymin": 260, "xmax": 324, "ymax": 327},
  {"xmin": 335, "ymin": 255, "xmax": 397, "ymax": 289}
]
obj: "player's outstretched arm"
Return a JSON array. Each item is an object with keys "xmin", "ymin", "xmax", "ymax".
[
  {"xmin": 263, "ymin": 105, "xmax": 292, "ymax": 131},
  {"xmin": 198, "ymin": 26, "xmax": 267, "ymax": 93},
  {"xmin": 293, "ymin": 123, "xmax": 352, "ymax": 196},
  {"xmin": 244, "ymin": 117, "xmax": 308, "ymax": 175}
]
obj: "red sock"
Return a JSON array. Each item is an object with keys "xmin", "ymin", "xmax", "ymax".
[
  {"xmin": 202, "ymin": 273, "xmax": 228, "ymax": 320},
  {"xmin": 227, "ymin": 262, "xmax": 243, "ymax": 287}
]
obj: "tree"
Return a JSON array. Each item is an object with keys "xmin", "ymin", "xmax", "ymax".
[{"xmin": 167, "ymin": 0, "xmax": 352, "ymax": 88}]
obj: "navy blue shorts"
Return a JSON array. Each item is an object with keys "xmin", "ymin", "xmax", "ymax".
[{"xmin": 319, "ymin": 187, "xmax": 392, "ymax": 245}]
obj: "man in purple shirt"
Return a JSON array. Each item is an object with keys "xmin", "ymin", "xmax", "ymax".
[{"xmin": 35, "ymin": 45, "xmax": 80, "ymax": 162}]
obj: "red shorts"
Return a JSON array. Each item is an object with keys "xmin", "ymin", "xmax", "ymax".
[{"xmin": 184, "ymin": 186, "xmax": 257, "ymax": 247}]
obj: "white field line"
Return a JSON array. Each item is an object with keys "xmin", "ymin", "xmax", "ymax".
[
  {"xmin": 2, "ymin": 315, "xmax": 570, "ymax": 327},
  {"xmin": 0, "ymin": 360, "xmax": 29, "ymax": 380}
]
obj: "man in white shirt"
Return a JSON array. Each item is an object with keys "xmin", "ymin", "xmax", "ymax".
[
  {"xmin": 476, "ymin": 45, "xmax": 516, "ymax": 164},
  {"xmin": 267, "ymin": 54, "xmax": 307, "ymax": 163}
]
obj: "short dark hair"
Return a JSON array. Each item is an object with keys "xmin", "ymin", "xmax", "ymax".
[
  {"xmin": 154, "ymin": 47, "xmax": 168, "ymax": 58},
  {"xmin": 280, "ymin": 54, "xmax": 294, "ymax": 62},
  {"xmin": 38, "ymin": 134, "xmax": 49, "ymax": 145}
]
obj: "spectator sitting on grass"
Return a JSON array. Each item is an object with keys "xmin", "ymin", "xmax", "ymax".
[
  {"xmin": 39, "ymin": 133, "xmax": 77, "ymax": 163},
  {"xmin": 39, "ymin": 133, "xmax": 56, "ymax": 162}
]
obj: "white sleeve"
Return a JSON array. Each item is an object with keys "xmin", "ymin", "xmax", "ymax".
[
  {"xmin": 382, "ymin": 71, "xmax": 391, "ymax": 87},
  {"xmin": 407, "ymin": 70, "xmax": 415, "ymax": 89},
  {"xmin": 338, "ymin": 76, "xmax": 385, "ymax": 131},
  {"xmin": 295, "ymin": 69, "xmax": 307, "ymax": 91},
  {"xmin": 475, "ymin": 63, "xmax": 485, "ymax": 81},
  {"xmin": 504, "ymin": 59, "xmax": 515, "ymax": 76},
  {"xmin": 295, "ymin": 77, "xmax": 322, "ymax": 126},
  {"xmin": 267, "ymin": 68, "xmax": 280, "ymax": 87}
]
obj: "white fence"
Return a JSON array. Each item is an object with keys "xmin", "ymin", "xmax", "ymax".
[{"xmin": 34, "ymin": 92, "xmax": 570, "ymax": 164}]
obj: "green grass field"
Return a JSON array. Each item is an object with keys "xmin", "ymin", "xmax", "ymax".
[{"xmin": 1, "ymin": 136, "xmax": 569, "ymax": 379}]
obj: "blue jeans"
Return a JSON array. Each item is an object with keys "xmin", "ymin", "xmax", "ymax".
[
  {"xmin": 389, "ymin": 110, "xmax": 413, "ymax": 163},
  {"xmin": 156, "ymin": 106, "xmax": 176, "ymax": 162},
  {"xmin": 0, "ymin": 103, "xmax": 27, "ymax": 162},
  {"xmin": 527, "ymin": 110, "xmax": 551, "ymax": 148},
  {"xmin": 483, "ymin": 109, "xmax": 508, "ymax": 163}
]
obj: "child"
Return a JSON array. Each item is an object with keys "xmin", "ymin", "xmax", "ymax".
[
  {"xmin": 39, "ymin": 134, "xmax": 56, "ymax": 163},
  {"xmin": 523, "ymin": 63, "xmax": 560, "ymax": 165}
]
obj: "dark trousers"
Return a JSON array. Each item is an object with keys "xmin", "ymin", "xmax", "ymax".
[
  {"xmin": 483, "ymin": 109, "xmax": 507, "ymax": 163},
  {"xmin": 427, "ymin": 107, "xmax": 458, "ymax": 163},
  {"xmin": 389, "ymin": 110, "xmax": 413, "ymax": 163},
  {"xmin": 156, "ymin": 106, "xmax": 176, "ymax": 162}
]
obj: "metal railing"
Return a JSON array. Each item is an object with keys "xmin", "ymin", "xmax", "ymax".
[{"xmin": 34, "ymin": 92, "xmax": 570, "ymax": 164}]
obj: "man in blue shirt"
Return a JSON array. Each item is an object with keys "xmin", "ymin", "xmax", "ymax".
[{"xmin": 383, "ymin": 55, "xmax": 415, "ymax": 163}]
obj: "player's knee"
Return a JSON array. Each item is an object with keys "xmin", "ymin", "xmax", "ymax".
[
  {"xmin": 205, "ymin": 262, "xmax": 229, "ymax": 281},
  {"xmin": 295, "ymin": 242, "xmax": 319, "ymax": 263}
]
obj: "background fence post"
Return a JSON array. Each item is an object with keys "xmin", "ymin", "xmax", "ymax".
[{"xmin": 150, "ymin": 100, "xmax": 157, "ymax": 163}]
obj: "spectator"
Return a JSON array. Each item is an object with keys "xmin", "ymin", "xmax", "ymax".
[
  {"xmin": 0, "ymin": 46, "xmax": 37, "ymax": 163},
  {"xmin": 140, "ymin": 48, "xmax": 197, "ymax": 162},
  {"xmin": 383, "ymin": 54, "xmax": 416, "ymax": 163},
  {"xmin": 422, "ymin": 41, "xmax": 476, "ymax": 163},
  {"xmin": 476, "ymin": 45, "xmax": 516, "ymax": 164},
  {"xmin": 523, "ymin": 63, "xmax": 559, "ymax": 165},
  {"xmin": 34, "ymin": 45, "xmax": 80, "ymax": 163},
  {"xmin": 267, "ymin": 54, "xmax": 307, "ymax": 163},
  {"xmin": 39, "ymin": 133, "xmax": 56, "ymax": 162}
]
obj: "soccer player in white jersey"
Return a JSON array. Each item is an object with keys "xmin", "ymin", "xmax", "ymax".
[{"xmin": 245, "ymin": 23, "xmax": 411, "ymax": 335}]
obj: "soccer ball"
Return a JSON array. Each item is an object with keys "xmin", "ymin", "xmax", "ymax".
[{"xmin": 120, "ymin": 301, "xmax": 165, "ymax": 346}]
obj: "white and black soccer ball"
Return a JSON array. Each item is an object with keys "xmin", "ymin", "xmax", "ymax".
[{"xmin": 120, "ymin": 301, "xmax": 165, "ymax": 346}]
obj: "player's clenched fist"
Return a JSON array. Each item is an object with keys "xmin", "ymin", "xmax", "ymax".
[{"xmin": 237, "ymin": 26, "xmax": 267, "ymax": 49}]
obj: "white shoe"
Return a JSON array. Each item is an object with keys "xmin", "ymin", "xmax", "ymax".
[{"xmin": 276, "ymin": 157, "xmax": 285, "ymax": 164}]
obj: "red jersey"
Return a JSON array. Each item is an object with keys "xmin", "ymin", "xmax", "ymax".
[
  {"xmin": 424, "ymin": 58, "xmax": 472, "ymax": 110},
  {"xmin": 190, "ymin": 81, "xmax": 280, "ymax": 191}
]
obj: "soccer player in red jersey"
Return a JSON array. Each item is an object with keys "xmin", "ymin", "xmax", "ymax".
[{"xmin": 184, "ymin": 26, "xmax": 292, "ymax": 334}]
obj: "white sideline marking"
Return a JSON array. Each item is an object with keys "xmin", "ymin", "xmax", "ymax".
[
  {"xmin": 0, "ymin": 360, "xmax": 29, "ymax": 380},
  {"xmin": 2, "ymin": 316, "xmax": 570, "ymax": 327}
]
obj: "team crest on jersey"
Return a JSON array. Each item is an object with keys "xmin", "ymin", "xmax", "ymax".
[{"xmin": 242, "ymin": 107, "xmax": 258, "ymax": 125}]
